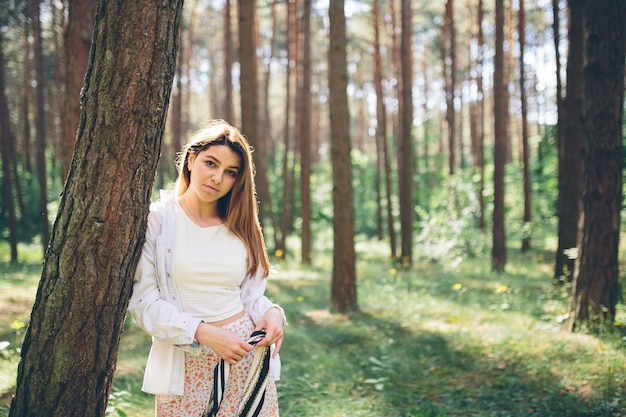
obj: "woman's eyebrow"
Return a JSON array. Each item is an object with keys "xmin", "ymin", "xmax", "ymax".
[{"xmin": 204, "ymin": 154, "xmax": 240, "ymax": 170}]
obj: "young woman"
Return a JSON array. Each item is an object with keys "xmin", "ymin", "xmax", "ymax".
[{"xmin": 129, "ymin": 120, "xmax": 285, "ymax": 417}]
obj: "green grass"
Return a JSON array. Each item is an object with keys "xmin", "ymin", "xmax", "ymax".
[{"xmin": 1, "ymin": 240, "xmax": 625, "ymax": 417}]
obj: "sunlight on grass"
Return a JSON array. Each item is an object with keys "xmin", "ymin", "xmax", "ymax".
[{"xmin": 1, "ymin": 239, "xmax": 625, "ymax": 416}]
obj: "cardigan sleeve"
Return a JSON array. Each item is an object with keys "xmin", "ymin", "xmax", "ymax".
[
  {"xmin": 128, "ymin": 202, "xmax": 203, "ymax": 345},
  {"xmin": 240, "ymin": 268, "xmax": 287, "ymax": 326}
]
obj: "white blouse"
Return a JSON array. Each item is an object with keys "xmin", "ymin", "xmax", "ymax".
[{"xmin": 172, "ymin": 202, "xmax": 247, "ymax": 322}]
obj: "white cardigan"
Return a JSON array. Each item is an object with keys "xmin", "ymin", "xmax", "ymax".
[{"xmin": 128, "ymin": 190, "xmax": 281, "ymax": 395}]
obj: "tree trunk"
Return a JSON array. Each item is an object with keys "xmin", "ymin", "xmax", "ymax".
[
  {"xmin": 9, "ymin": 1, "xmax": 182, "ymax": 415},
  {"xmin": 375, "ymin": 0, "xmax": 396, "ymax": 259},
  {"xmin": 21, "ymin": 19, "xmax": 32, "ymax": 174},
  {"xmin": 169, "ymin": 39, "xmax": 183, "ymax": 165},
  {"xmin": 52, "ymin": 2, "xmax": 64, "ymax": 179},
  {"xmin": 492, "ymin": 0, "xmax": 507, "ymax": 272},
  {"xmin": 299, "ymin": 0, "xmax": 312, "ymax": 265},
  {"xmin": 552, "ymin": 0, "xmax": 566, "ymax": 279},
  {"xmin": 238, "ymin": 0, "xmax": 257, "ymax": 139},
  {"xmin": 31, "ymin": 0, "xmax": 50, "ymax": 252},
  {"xmin": 0, "ymin": 32, "xmax": 18, "ymax": 263},
  {"xmin": 258, "ymin": 0, "xmax": 279, "ymax": 243},
  {"xmin": 477, "ymin": 0, "xmax": 485, "ymax": 230},
  {"xmin": 61, "ymin": 0, "xmax": 96, "ymax": 182},
  {"xmin": 552, "ymin": 0, "xmax": 565, "ymax": 224},
  {"xmin": 328, "ymin": 0, "xmax": 357, "ymax": 313},
  {"xmin": 519, "ymin": 0, "xmax": 531, "ymax": 253},
  {"xmin": 277, "ymin": 0, "xmax": 297, "ymax": 260},
  {"xmin": 372, "ymin": 0, "xmax": 383, "ymax": 239},
  {"xmin": 567, "ymin": 0, "xmax": 625, "ymax": 332},
  {"xmin": 554, "ymin": 0, "xmax": 584, "ymax": 282},
  {"xmin": 443, "ymin": 0, "xmax": 456, "ymax": 176},
  {"xmin": 223, "ymin": 0, "xmax": 234, "ymax": 124},
  {"xmin": 183, "ymin": 0, "xmax": 197, "ymax": 137},
  {"xmin": 398, "ymin": 0, "xmax": 414, "ymax": 267},
  {"xmin": 288, "ymin": 0, "xmax": 300, "ymax": 238}
]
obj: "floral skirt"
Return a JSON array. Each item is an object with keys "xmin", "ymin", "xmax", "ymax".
[{"xmin": 156, "ymin": 314, "xmax": 279, "ymax": 417}]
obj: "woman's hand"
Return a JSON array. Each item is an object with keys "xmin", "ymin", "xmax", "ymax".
[
  {"xmin": 195, "ymin": 323, "xmax": 254, "ymax": 365},
  {"xmin": 254, "ymin": 307, "xmax": 285, "ymax": 357}
]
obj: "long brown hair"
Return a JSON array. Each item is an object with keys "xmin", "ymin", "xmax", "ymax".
[{"xmin": 174, "ymin": 120, "xmax": 270, "ymax": 278}]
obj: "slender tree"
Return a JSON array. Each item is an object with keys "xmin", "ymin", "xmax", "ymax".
[
  {"xmin": 31, "ymin": 0, "xmax": 49, "ymax": 252},
  {"xmin": 398, "ymin": 0, "xmax": 414, "ymax": 267},
  {"xmin": 9, "ymin": 0, "xmax": 183, "ymax": 415},
  {"xmin": 519, "ymin": 0, "xmax": 531, "ymax": 252},
  {"xmin": 554, "ymin": 0, "xmax": 584, "ymax": 282},
  {"xmin": 492, "ymin": 0, "xmax": 507, "ymax": 272},
  {"xmin": 169, "ymin": 38, "xmax": 183, "ymax": 162},
  {"xmin": 238, "ymin": 0, "xmax": 257, "ymax": 138},
  {"xmin": 223, "ymin": 0, "xmax": 234, "ymax": 124},
  {"xmin": 183, "ymin": 0, "xmax": 197, "ymax": 136},
  {"xmin": 277, "ymin": 0, "xmax": 298, "ymax": 260},
  {"xmin": 552, "ymin": 0, "xmax": 564, "ymax": 192},
  {"xmin": 328, "ymin": 0, "xmax": 357, "ymax": 312},
  {"xmin": 373, "ymin": 0, "xmax": 397, "ymax": 259},
  {"xmin": 443, "ymin": 0, "xmax": 457, "ymax": 175},
  {"xmin": 476, "ymin": 0, "xmax": 485, "ymax": 230},
  {"xmin": 567, "ymin": 0, "xmax": 625, "ymax": 332},
  {"xmin": 51, "ymin": 2, "xmax": 64, "ymax": 174},
  {"xmin": 257, "ymin": 0, "xmax": 278, "ymax": 240},
  {"xmin": 0, "ymin": 31, "xmax": 18, "ymax": 263},
  {"xmin": 468, "ymin": 0, "xmax": 486, "ymax": 229},
  {"xmin": 21, "ymin": 15, "xmax": 32, "ymax": 174},
  {"xmin": 299, "ymin": 0, "xmax": 312, "ymax": 265}
]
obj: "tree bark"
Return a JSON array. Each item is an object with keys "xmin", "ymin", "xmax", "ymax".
[
  {"xmin": 476, "ymin": 0, "xmax": 485, "ymax": 230},
  {"xmin": 554, "ymin": 0, "xmax": 584, "ymax": 282},
  {"xmin": 223, "ymin": 0, "xmax": 234, "ymax": 124},
  {"xmin": 328, "ymin": 0, "xmax": 357, "ymax": 313},
  {"xmin": 61, "ymin": 0, "xmax": 96, "ymax": 182},
  {"xmin": 373, "ymin": 0, "xmax": 397, "ymax": 259},
  {"xmin": 443, "ymin": 0, "xmax": 457, "ymax": 175},
  {"xmin": 9, "ymin": 1, "xmax": 182, "ymax": 415},
  {"xmin": 567, "ymin": 0, "xmax": 625, "ymax": 332},
  {"xmin": 0, "ymin": 32, "xmax": 18, "ymax": 263},
  {"xmin": 398, "ymin": 0, "xmax": 414, "ymax": 267},
  {"xmin": 21, "ymin": 18, "xmax": 32, "ymax": 174},
  {"xmin": 31, "ymin": 0, "xmax": 50, "ymax": 252},
  {"xmin": 299, "ymin": 0, "xmax": 312, "ymax": 265},
  {"xmin": 552, "ymin": 0, "xmax": 565, "ymax": 224},
  {"xmin": 238, "ymin": 0, "xmax": 257, "ymax": 139},
  {"xmin": 183, "ymin": 0, "xmax": 197, "ymax": 137},
  {"xmin": 519, "ymin": 0, "xmax": 531, "ymax": 253},
  {"xmin": 168, "ymin": 38, "xmax": 183, "ymax": 171},
  {"xmin": 258, "ymin": 0, "xmax": 279, "ymax": 243},
  {"xmin": 277, "ymin": 0, "xmax": 297, "ymax": 260},
  {"xmin": 492, "ymin": 0, "xmax": 507, "ymax": 272}
]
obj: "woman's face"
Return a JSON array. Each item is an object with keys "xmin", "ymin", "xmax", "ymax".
[{"xmin": 187, "ymin": 144, "xmax": 242, "ymax": 204}]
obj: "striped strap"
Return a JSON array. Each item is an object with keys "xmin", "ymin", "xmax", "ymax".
[{"xmin": 204, "ymin": 330, "xmax": 270, "ymax": 417}]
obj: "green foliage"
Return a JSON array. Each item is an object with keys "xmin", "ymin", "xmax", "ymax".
[
  {"xmin": 268, "ymin": 242, "xmax": 626, "ymax": 416},
  {"xmin": 1, "ymin": 235, "xmax": 625, "ymax": 416}
]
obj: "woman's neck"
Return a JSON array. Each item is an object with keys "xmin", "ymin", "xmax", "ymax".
[{"xmin": 178, "ymin": 193, "xmax": 223, "ymax": 227}]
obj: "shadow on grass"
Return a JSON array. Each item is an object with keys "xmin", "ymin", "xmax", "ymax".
[{"xmin": 272, "ymin": 277, "xmax": 619, "ymax": 417}]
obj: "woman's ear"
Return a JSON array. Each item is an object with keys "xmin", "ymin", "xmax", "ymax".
[{"xmin": 187, "ymin": 153, "xmax": 195, "ymax": 172}]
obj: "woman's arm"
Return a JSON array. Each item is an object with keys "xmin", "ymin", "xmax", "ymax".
[
  {"xmin": 128, "ymin": 204, "xmax": 203, "ymax": 345},
  {"xmin": 240, "ymin": 269, "xmax": 286, "ymax": 356}
]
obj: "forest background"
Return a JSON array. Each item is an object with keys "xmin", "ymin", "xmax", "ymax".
[{"xmin": 0, "ymin": 0, "xmax": 625, "ymax": 416}]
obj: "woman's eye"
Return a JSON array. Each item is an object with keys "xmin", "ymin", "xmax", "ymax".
[
  {"xmin": 226, "ymin": 170, "xmax": 238, "ymax": 178},
  {"xmin": 205, "ymin": 160, "xmax": 216, "ymax": 167}
]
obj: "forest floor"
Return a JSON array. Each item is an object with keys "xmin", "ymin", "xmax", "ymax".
[{"xmin": 1, "ymin": 240, "xmax": 625, "ymax": 416}]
